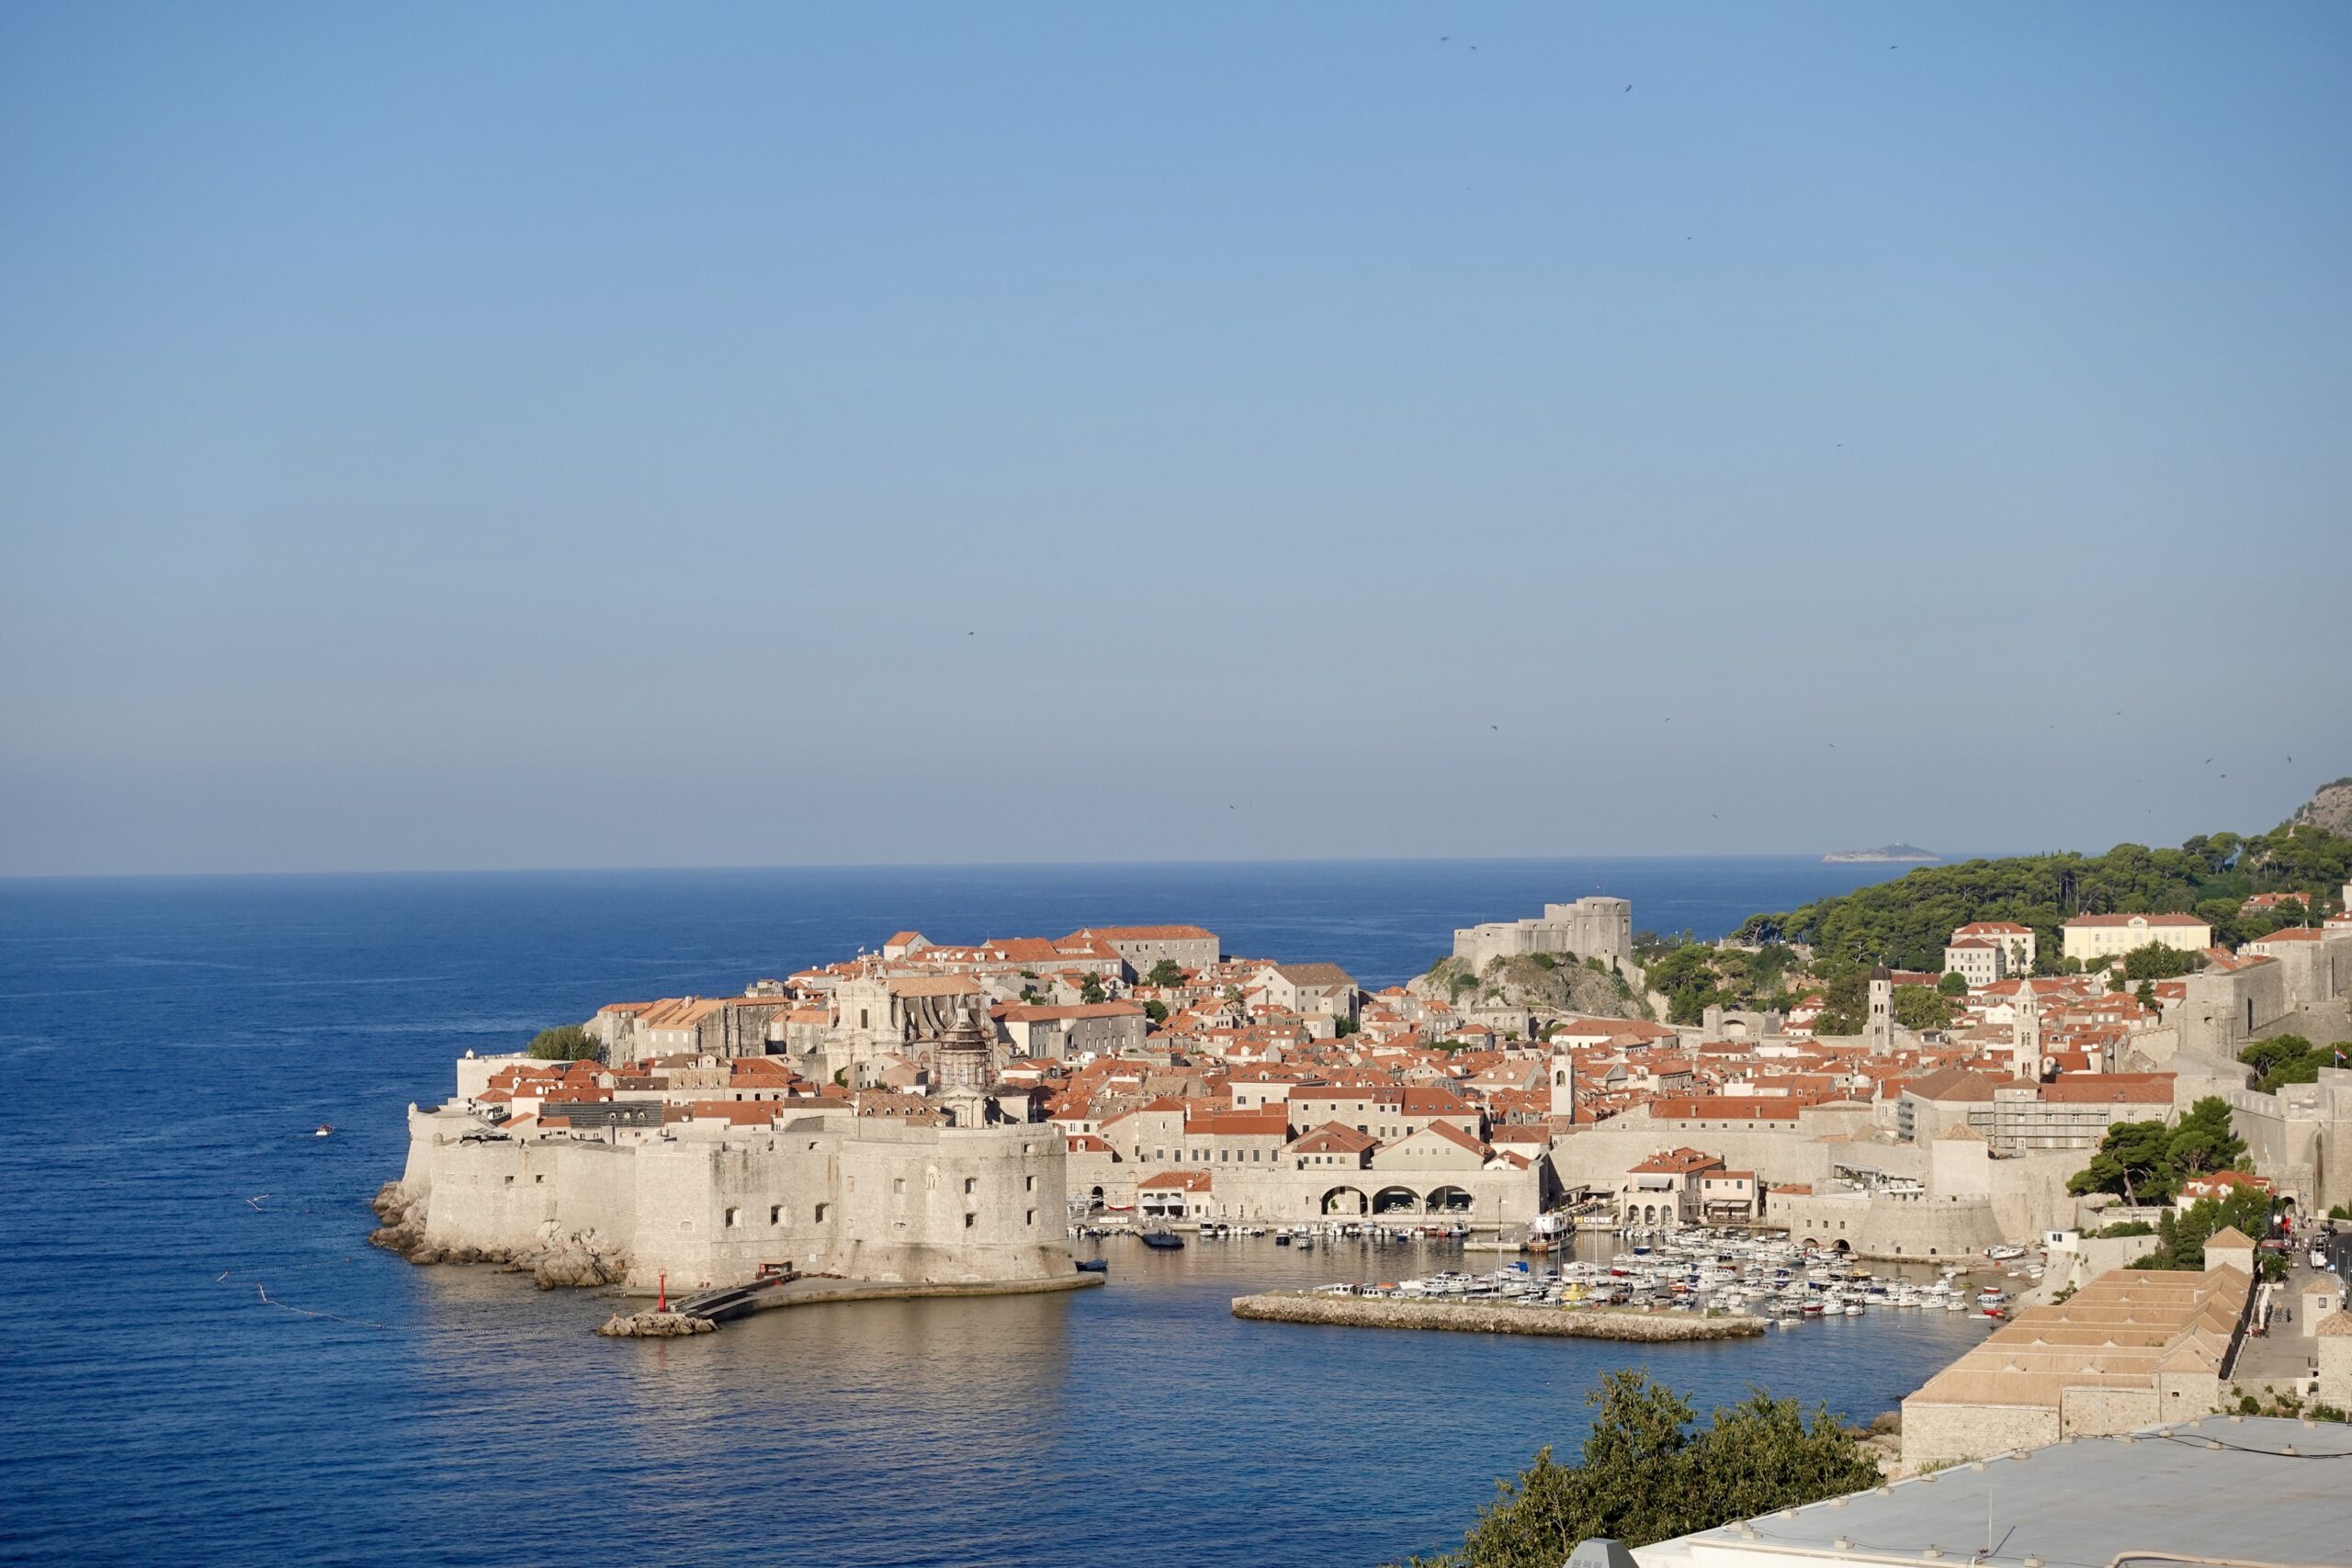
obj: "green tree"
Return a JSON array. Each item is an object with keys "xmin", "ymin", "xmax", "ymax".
[
  {"xmin": 2166, "ymin": 1095, "xmax": 2248, "ymax": 1181},
  {"xmin": 1810, "ymin": 964, "xmax": 1869, "ymax": 1036},
  {"xmin": 1145, "ymin": 959, "xmax": 1185, "ymax": 988},
  {"xmin": 2238, "ymin": 1034, "xmax": 2335, "ymax": 1093},
  {"xmin": 2121, "ymin": 942, "xmax": 2202, "ymax": 982},
  {"xmin": 2067, "ymin": 1095, "xmax": 2247, "ymax": 1206},
  {"xmin": 1079, "ymin": 973, "xmax": 1106, "ymax": 1005},
  {"xmin": 1404, "ymin": 1372, "xmax": 1881, "ymax": 1566},
  {"xmin": 2129, "ymin": 1187, "xmax": 2273, "ymax": 1270},
  {"xmin": 1937, "ymin": 970, "xmax": 1968, "ymax": 998},
  {"xmin": 1142, "ymin": 999, "xmax": 1168, "ymax": 1024},
  {"xmin": 1734, "ymin": 823, "xmax": 2352, "ymax": 971},
  {"xmin": 1893, "ymin": 986, "xmax": 1953, "ymax": 1032},
  {"xmin": 2068, "ymin": 1119, "xmax": 2177, "ymax": 1206},
  {"xmin": 526, "ymin": 1023, "xmax": 602, "ymax": 1063}
]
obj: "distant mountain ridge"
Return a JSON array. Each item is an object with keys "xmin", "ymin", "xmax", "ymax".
[{"xmin": 1822, "ymin": 843, "xmax": 1940, "ymax": 864}]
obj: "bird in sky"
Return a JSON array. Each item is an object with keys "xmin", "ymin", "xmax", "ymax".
[
  {"xmin": 2205, "ymin": 758, "xmax": 2213, "ymax": 765},
  {"xmin": 1490, "ymin": 725, "xmax": 1498, "ymax": 731},
  {"xmin": 1711, "ymin": 813, "xmax": 1720, "ymax": 819},
  {"xmin": 1624, "ymin": 84, "xmax": 1633, "ymax": 92}
]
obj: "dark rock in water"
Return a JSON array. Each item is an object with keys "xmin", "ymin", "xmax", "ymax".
[
  {"xmin": 598, "ymin": 1311, "xmax": 714, "ymax": 1338},
  {"xmin": 364, "ymin": 1179, "xmax": 627, "ymax": 1285}
]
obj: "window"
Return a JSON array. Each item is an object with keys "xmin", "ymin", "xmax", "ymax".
[
  {"xmin": 814, "ymin": 1202, "xmax": 830, "ymax": 1224},
  {"xmin": 534, "ymin": 1174, "xmax": 544, "ymax": 1184},
  {"xmin": 725, "ymin": 1207, "xmax": 740, "ymax": 1228},
  {"xmin": 859, "ymin": 1009, "xmax": 869, "ymax": 1029},
  {"xmin": 893, "ymin": 1177, "xmax": 906, "ymax": 1194},
  {"xmin": 1024, "ymin": 1176, "xmax": 1035, "ymax": 1192},
  {"xmin": 963, "ymin": 1213, "xmax": 977, "ymax": 1230},
  {"xmin": 1024, "ymin": 1209, "xmax": 1035, "ymax": 1226},
  {"xmin": 770, "ymin": 1205, "xmax": 784, "ymax": 1225},
  {"xmin": 503, "ymin": 1175, "xmax": 514, "ymax": 1186},
  {"xmin": 963, "ymin": 1177, "xmax": 977, "ymax": 1195}
]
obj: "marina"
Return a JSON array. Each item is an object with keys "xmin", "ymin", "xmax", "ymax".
[{"xmin": 1087, "ymin": 1222, "xmax": 2044, "ymax": 1326}]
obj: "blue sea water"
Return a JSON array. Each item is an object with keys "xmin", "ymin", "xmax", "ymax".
[{"xmin": 0, "ymin": 857, "xmax": 1981, "ymax": 1567}]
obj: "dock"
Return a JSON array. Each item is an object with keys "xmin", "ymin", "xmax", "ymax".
[{"xmin": 1231, "ymin": 1291, "xmax": 1766, "ymax": 1340}]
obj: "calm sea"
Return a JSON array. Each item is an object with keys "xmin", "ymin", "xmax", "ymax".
[{"xmin": 0, "ymin": 857, "xmax": 1984, "ymax": 1566}]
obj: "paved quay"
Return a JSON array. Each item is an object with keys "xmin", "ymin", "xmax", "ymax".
[{"xmin": 1231, "ymin": 1291, "xmax": 1766, "ymax": 1339}]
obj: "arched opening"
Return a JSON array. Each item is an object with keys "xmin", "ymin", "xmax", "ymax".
[
  {"xmin": 1373, "ymin": 1186, "xmax": 1420, "ymax": 1215},
  {"xmin": 1426, "ymin": 1185, "xmax": 1474, "ymax": 1213},
  {"xmin": 1321, "ymin": 1186, "xmax": 1369, "ymax": 1216},
  {"xmin": 1833, "ymin": 1238, "xmax": 1851, "ymax": 1255},
  {"xmin": 1626, "ymin": 1205, "xmax": 1641, "ymax": 1225},
  {"xmin": 1643, "ymin": 1204, "xmax": 1657, "ymax": 1225},
  {"xmin": 1088, "ymin": 1185, "xmax": 1105, "ymax": 1212}
]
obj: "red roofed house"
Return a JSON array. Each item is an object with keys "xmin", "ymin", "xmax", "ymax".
[
  {"xmin": 2177, "ymin": 1169, "xmax": 2273, "ymax": 1213},
  {"xmin": 1136, "ymin": 1169, "xmax": 1214, "ymax": 1219},
  {"xmin": 1619, "ymin": 1147, "xmax": 1728, "ymax": 1232}
]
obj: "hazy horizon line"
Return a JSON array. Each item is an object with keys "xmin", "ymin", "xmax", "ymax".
[{"xmin": 0, "ymin": 847, "xmax": 2053, "ymax": 885}]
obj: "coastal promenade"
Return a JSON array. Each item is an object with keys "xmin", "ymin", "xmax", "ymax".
[{"xmin": 1231, "ymin": 1290, "xmax": 1765, "ymax": 1340}]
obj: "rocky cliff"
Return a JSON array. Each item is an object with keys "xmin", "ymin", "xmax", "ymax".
[
  {"xmin": 1409, "ymin": 953, "xmax": 1648, "ymax": 1021},
  {"xmin": 2290, "ymin": 778, "xmax": 2352, "ymax": 838}
]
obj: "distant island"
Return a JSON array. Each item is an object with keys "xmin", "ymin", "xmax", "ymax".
[{"xmin": 1823, "ymin": 843, "xmax": 1940, "ymax": 864}]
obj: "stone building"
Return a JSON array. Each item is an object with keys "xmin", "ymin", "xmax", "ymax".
[
  {"xmin": 1452, "ymin": 896, "xmax": 1634, "ymax": 974},
  {"xmin": 2059, "ymin": 911, "xmax": 2211, "ymax": 964},
  {"xmin": 1952, "ymin": 919, "xmax": 2036, "ymax": 973},
  {"xmin": 394, "ymin": 1090, "xmax": 1076, "ymax": 1295},
  {"xmin": 1900, "ymin": 1262, "xmax": 2253, "ymax": 1468},
  {"xmin": 1066, "ymin": 924, "xmax": 1220, "ymax": 977}
]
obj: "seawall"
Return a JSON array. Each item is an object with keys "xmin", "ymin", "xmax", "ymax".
[{"xmin": 1230, "ymin": 1292, "xmax": 1765, "ymax": 1340}]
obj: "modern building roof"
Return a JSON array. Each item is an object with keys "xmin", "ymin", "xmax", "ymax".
[{"xmin": 1633, "ymin": 1416, "xmax": 2352, "ymax": 1568}]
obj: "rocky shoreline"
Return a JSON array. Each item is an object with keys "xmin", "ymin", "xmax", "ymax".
[
  {"xmin": 1231, "ymin": 1291, "xmax": 1766, "ymax": 1340},
  {"xmin": 368, "ymin": 1180, "xmax": 628, "ymax": 1290}
]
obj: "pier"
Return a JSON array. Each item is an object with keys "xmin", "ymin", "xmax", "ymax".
[{"xmin": 1231, "ymin": 1291, "xmax": 1765, "ymax": 1340}]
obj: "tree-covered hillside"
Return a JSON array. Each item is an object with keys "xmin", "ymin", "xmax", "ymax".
[{"xmin": 1735, "ymin": 823, "xmax": 2352, "ymax": 973}]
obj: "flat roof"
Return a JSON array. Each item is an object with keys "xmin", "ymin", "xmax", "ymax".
[{"xmin": 1636, "ymin": 1416, "xmax": 2352, "ymax": 1568}]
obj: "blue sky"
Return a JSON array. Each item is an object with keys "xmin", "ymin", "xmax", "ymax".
[{"xmin": 3, "ymin": 3, "xmax": 2347, "ymax": 874}]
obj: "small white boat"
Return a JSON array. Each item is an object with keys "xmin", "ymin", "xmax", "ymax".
[{"xmin": 313, "ymin": 1124, "xmax": 334, "ymax": 1138}]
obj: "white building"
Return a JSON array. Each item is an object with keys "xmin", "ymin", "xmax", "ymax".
[{"xmin": 2059, "ymin": 911, "xmax": 2211, "ymax": 964}]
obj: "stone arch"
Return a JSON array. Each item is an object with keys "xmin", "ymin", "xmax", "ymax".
[
  {"xmin": 1626, "ymin": 1204, "xmax": 1642, "ymax": 1225},
  {"xmin": 1426, "ymin": 1185, "xmax": 1474, "ymax": 1213},
  {"xmin": 1643, "ymin": 1203, "xmax": 1657, "ymax": 1225},
  {"xmin": 1321, "ymin": 1186, "xmax": 1369, "ymax": 1216},
  {"xmin": 1833, "ymin": 1238, "xmax": 1851, "ymax": 1255},
  {"xmin": 1372, "ymin": 1185, "xmax": 1421, "ymax": 1215}
]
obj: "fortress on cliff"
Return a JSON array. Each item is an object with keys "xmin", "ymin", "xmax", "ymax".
[{"xmin": 1452, "ymin": 896, "xmax": 1634, "ymax": 974}]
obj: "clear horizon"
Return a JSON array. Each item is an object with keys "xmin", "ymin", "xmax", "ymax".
[{"xmin": 5, "ymin": 3, "xmax": 2348, "ymax": 876}]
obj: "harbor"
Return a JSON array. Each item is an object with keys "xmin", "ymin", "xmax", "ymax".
[{"xmin": 1143, "ymin": 1224, "xmax": 2046, "ymax": 1329}]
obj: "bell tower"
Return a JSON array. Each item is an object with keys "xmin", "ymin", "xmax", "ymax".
[
  {"xmin": 1865, "ymin": 964, "xmax": 1894, "ymax": 1055},
  {"xmin": 933, "ymin": 1000, "xmax": 996, "ymax": 1126},
  {"xmin": 2015, "ymin": 984, "xmax": 2044, "ymax": 1082}
]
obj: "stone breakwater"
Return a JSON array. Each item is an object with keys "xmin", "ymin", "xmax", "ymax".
[
  {"xmin": 368, "ymin": 1180, "xmax": 627, "ymax": 1290},
  {"xmin": 597, "ymin": 1311, "xmax": 716, "ymax": 1338},
  {"xmin": 1231, "ymin": 1292, "xmax": 1767, "ymax": 1340}
]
